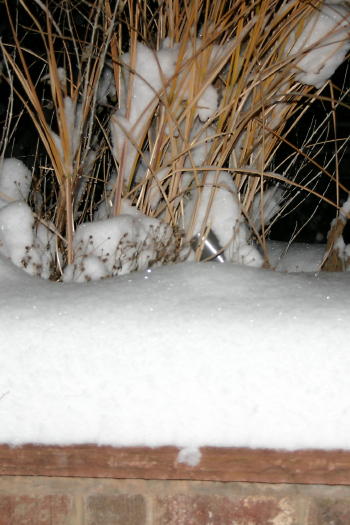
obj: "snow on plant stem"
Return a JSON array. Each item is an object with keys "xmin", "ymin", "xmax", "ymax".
[
  {"xmin": 287, "ymin": 3, "xmax": 350, "ymax": 88},
  {"xmin": 1, "ymin": 1, "xmax": 350, "ymax": 280},
  {"xmin": 110, "ymin": 42, "xmax": 177, "ymax": 214}
]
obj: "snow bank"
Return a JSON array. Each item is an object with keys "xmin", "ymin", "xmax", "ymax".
[
  {"xmin": 268, "ymin": 241, "xmax": 325, "ymax": 273},
  {"xmin": 0, "ymin": 254, "xmax": 349, "ymax": 451}
]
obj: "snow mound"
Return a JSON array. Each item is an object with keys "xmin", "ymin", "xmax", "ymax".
[{"xmin": 0, "ymin": 257, "xmax": 350, "ymax": 450}]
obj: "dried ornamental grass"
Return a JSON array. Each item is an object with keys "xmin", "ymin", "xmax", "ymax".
[{"xmin": 0, "ymin": 0, "xmax": 349, "ymax": 280}]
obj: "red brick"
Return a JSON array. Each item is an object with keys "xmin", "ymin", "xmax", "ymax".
[
  {"xmin": 0, "ymin": 494, "xmax": 72, "ymax": 525},
  {"xmin": 309, "ymin": 498, "xmax": 350, "ymax": 525},
  {"xmin": 155, "ymin": 494, "xmax": 295, "ymax": 525},
  {"xmin": 86, "ymin": 493, "xmax": 146, "ymax": 525},
  {"xmin": 0, "ymin": 496, "xmax": 12, "ymax": 524}
]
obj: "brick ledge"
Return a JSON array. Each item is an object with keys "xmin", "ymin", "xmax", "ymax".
[{"xmin": 1, "ymin": 445, "xmax": 350, "ymax": 485}]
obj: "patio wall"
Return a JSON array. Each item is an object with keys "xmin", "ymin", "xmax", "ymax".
[
  {"xmin": 1, "ymin": 475, "xmax": 350, "ymax": 524},
  {"xmin": 2, "ymin": 445, "xmax": 350, "ymax": 524}
]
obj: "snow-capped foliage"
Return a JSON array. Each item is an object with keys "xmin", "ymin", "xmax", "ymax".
[
  {"xmin": 110, "ymin": 42, "xmax": 177, "ymax": 187},
  {"xmin": 50, "ymin": 96, "xmax": 83, "ymax": 168},
  {"xmin": 287, "ymin": 3, "xmax": 350, "ymax": 88},
  {"xmin": 1, "ymin": 1, "xmax": 350, "ymax": 282},
  {"xmin": 64, "ymin": 201, "xmax": 177, "ymax": 282},
  {"xmin": 109, "ymin": 36, "xmax": 262, "ymax": 268},
  {"xmin": 160, "ymin": 35, "xmax": 223, "ymax": 122},
  {"xmin": 0, "ymin": 202, "xmax": 42, "ymax": 273},
  {"xmin": 96, "ymin": 67, "xmax": 116, "ymax": 106},
  {"xmin": 0, "ymin": 158, "xmax": 31, "ymax": 208},
  {"xmin": 196, "ymin": 83, "xmax": 219, "ymax": 122},
  {"xmin": 184, "ymin": 171, "xmax": 263, "ymax": 267},
  {"xmin": 186, "ymin": 121, "xmax": 216, "ymax": 168},
  {"xmin": 110, "ymin": 37, "xmax": 222, "ymax": 192},
  {"xmin": 0, "ymin": 159, "xmax": 57, "ymax": 278},
  {"xmin": 0, "ymin": 201, "xmax": 56, "ymax": 278}
]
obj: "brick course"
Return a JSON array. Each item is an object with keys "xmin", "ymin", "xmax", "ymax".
[
  {"xmin": 0, "ymin": 477, "xmax": 350, "ymax": 524},
  {"xmin": 86, "ymin": 494, "xmax": 146, "ymax": 525},
  {"xmin": 155, "ymin": 494, "xmax": 297, "ymax": 524},
  {"xmin": 0, "ymin": 494, "xmax": 73, "ymax": 525}
]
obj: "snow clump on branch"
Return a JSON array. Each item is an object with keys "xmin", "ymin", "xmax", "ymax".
[{"xmin": 287, "ymin": 3, "xmax": 350, "ymax": 88}]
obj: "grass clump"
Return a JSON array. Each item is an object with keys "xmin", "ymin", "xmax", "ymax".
[{"xmin": 0, "ymin": 0, "xmax": 349, "ymax": 280}]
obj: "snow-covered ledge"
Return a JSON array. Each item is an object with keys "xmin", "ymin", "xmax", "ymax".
[
  {"xmin": 1, "ymin": 445, "xmax": 350, "ymax": 485},
  {"xmin": 1, "ymin": 247, "xmax": 350, "ymax": 486}
]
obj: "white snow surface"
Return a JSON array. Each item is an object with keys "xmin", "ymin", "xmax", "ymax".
[{"xmin": 1, "ymin": 249, "xmax": 350, "ymax": 451}]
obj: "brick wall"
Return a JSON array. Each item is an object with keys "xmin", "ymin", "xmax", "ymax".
[{"xmin": 1, "ymin": 476, "xmax": 350, "ymax": 524}]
